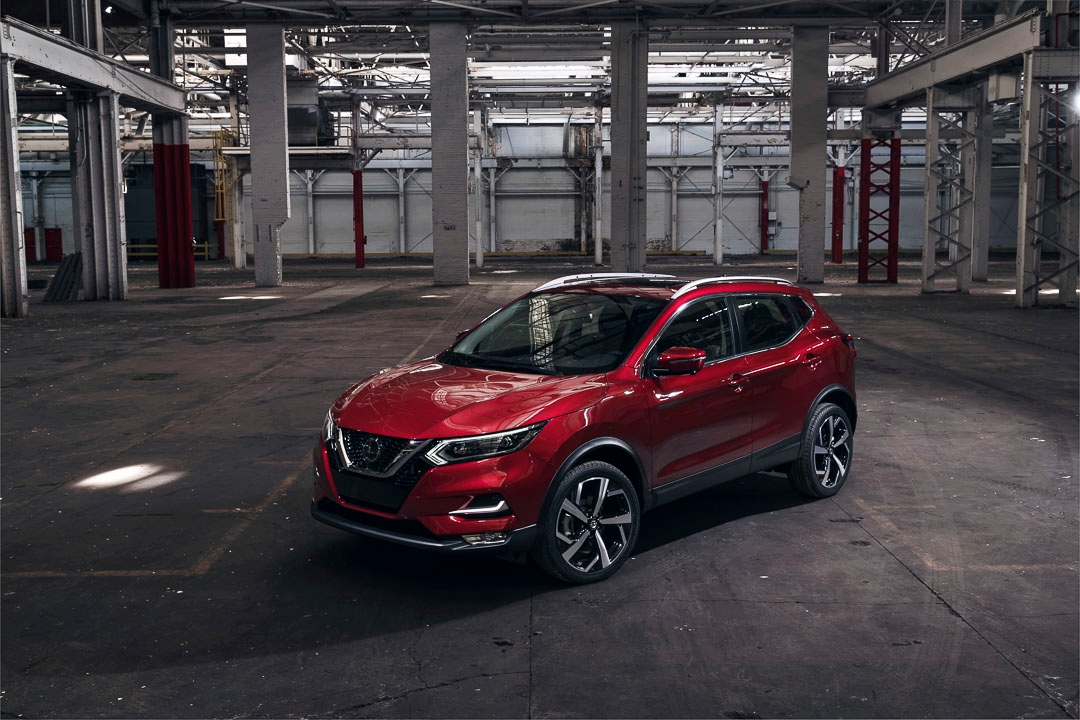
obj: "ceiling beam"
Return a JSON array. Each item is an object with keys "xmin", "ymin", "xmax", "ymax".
[
  {"xmin": 864, "ymin": 10, "xmax": 1042, "ymax": 109},
  {"xmin": 1, "ymin": 18, "xmax": 186, "ymax": 113}
]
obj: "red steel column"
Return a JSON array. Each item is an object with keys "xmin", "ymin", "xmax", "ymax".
[
  {"xmin": 153, "ymin": 135, "xmax": 195, "ymax": 288},
  {"xmin": 857, "ymin": 136, "xmax": 900, "ymax": 283},
  {"xmin": 831, "ymin": 164, "xmax": 845, "ymax": 263},
  {"xmin": 759, "ymin": 178, "xmax": 769, "ymax": 253},
  {"xmin": 353, "ymin": 169, "xmax": 366, "ymax": 269}
]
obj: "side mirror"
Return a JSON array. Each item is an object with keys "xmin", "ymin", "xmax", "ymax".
[
  {"xmin": 455, "ymin": 327, "xmax": 471, "ymax": 341},
  {"xmin": 654, "ymin": 347, "xmax": 706, "ymax": 376}
]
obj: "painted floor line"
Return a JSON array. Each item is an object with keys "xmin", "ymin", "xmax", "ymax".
[{"xmin": 2, "ymin": 457, "xmax": 308, "ymax": 580}]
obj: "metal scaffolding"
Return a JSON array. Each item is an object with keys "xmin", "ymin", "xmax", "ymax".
[
  {"xmin": 1016, "ymin": 49, "xmax": 1080, "ymax": 307},
  {"xmin": 921, "ymin": 87, "xmax": 979, "ymax": 293}
]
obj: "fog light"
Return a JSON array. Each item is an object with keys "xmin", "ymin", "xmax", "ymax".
[{"xmin": 461, "ymin": 532, "xmax": 508, "ymax": 546}]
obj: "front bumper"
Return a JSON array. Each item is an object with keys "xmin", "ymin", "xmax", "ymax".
[{"xmin": 312, "ymin": 499, "xmax": 538, "ymax": 553}]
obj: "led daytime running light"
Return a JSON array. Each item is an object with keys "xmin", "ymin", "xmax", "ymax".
[
  {"xmin": 424, "ymin": 423, "xmax": 545, "ymax": 466},
  {"xmin": 323, "ymin": 410, "xmax": 337, "ymax": 444}
]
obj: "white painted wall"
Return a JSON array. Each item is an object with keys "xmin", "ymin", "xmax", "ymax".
[{"xmin": 20, "ymin": 126, "xmax": 1027, "ymax": 261}]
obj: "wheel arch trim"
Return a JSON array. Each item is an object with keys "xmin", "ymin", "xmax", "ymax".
[
  {"xmin": 806, "ymin": 384, "xmax": 857, "ymax": 432},
  {"xmin": 540, "ymin": 437, "xmax": 650, "ymax": 522}
]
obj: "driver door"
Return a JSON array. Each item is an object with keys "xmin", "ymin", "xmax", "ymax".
[{"xmin": 644, "ymin": 297, "xmax": 754, "ymax": 496}]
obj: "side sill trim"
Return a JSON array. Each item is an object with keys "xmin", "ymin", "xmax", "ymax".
[
  {"xmin": 749, "ymin": 434, "xmax": 802, "ymax": 472},
  {"xmin": 651, "ymin": 456, "xmax": 753, "ymax": 507},
  {"xmin": 649, "ymin": 433, "xmax": 802, "ymax": 508}
]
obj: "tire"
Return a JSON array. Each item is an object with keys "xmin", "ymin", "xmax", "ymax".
[
  {"xmin": 788, "ymin": 403, "xmax": 854, "ymax": 498},
  {"xmin": 531, "ymin": 461, "xmax": 640, "ymax": 584}
]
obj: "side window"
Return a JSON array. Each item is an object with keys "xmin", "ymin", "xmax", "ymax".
[
  {"xmin": 790, "ymin": 296, "xmax": 814, "ymax": 325},
  {"xmin": 734, "ymin": 295, "xmax": 802, "ymax": 352},
  {"xmin": 654, "ymin": 299, "xmax": 734, "ymax": 363}
]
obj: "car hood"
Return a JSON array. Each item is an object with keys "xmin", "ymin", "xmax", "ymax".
[{"xmin": 333, "ymin": 359, "xmax": 608, "ymax": 439}]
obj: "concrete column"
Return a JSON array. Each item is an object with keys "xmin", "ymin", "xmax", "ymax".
[
  {"xmin": 30, "ymin": 176, "xmax": 46, "ymax": 262},
  {"xmin": 593, "ymin": 106, "xmax": 604, "ymax": 265},
  {"xmin": 789, "ymin": 26, "xmax": 829, "ymax": 284},
  {"xmin": 970, "ymin": 84, "xmax": 993, "ymax": 281},
  {"xmin": 430, "ymin": 22, "xmax": 469, "ymax": 286},
  {"xmin": 226, "ymin": 165, "xmax": 246, "ymax": 269},
  {"xmin": 1016, "ymin": 52, "xmax": 1044, "ymax": 307},
  {"xmin": 669, "ymin": 124, "xmax": 679, "ymax": 251},
  {"xmin": 875, "ymin": 25, "xmax": 891, "ymax": 77},
  {"xmin": 1059, "ymin": 92, "xmax": 1080, "ymax": 303},
  {"xmin": 294, "ymin": 170, "xmax": 319, "ymax": 255},
  {"xmin": 472, "ymin": 108, "xmax": 485, "ymax": 268},
  {"xmin": 152, "ymin": 115, "xmax": 194, "ymax": 288},
  {"xmin": 922, "ymin": 92, "xmax": 940, "ymax": 291},
  {"xmin": 609, "ymin": 21, "xmax": 648, "ymax": 272},
  {"xmin": 68, "ymin": 90, "xmax": 128, "ymax": 300},
  {"xmin": 148, "ymin": 6, "xmax": 194, "ymax": 288},
  {"xmin": 488, "ymin": 167, "xmax": 498, "ymax": 254},
  {"xmin": 1, "ymin": 57, "xmax": 28, "ymax": 317},
  {"xmin": 247, "ymin": 24, "xmax": 290, "ymax": 287},
  {"xmin": 946, "ymin": 0, "xmax": 963, "ymax": 44},
  {"xmin": 713, "ymin": 101, "xmax": 724, "ymax": 265},
  {"xmin": 64, "ymin": 0, "xmax": 103, "ymax": 52},
  {"xmin": 397, "ymin": 168, "xmax": 408, "ymax": 254}
]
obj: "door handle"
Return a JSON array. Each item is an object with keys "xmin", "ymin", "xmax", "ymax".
[
  {"xmin": 802, "ymin": 352, "xmax": 822, "ymax": 368},
  {"xmin": 728, "ymin": 373, "xmax": 747, "ymax": 392}
]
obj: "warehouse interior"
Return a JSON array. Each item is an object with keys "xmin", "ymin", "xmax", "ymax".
[{"xmin": 1, "ymin": 1, "xmax": 1078, "ymax": 718}]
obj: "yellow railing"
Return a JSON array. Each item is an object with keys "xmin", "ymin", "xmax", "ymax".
[
  {"xmin": 128, "ymin": 242, "xmax": 214, "ymax": 261},
  {"xmin": 212, "ymin": 129, "xmax": 235, "ymax": 222}
]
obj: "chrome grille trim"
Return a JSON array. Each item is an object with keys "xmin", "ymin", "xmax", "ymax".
[{"xmin": 334, "ymin": 428, "xmax": 430, "ymax": 479}]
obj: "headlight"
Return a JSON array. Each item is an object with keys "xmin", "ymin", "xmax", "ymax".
[
  {"xmin": 322, "ymin": 410, "xmax": 337, "ymax": 444},
  {"xmin": 423, "ymin": 422, "xmax": 545, "ymax": 466}
]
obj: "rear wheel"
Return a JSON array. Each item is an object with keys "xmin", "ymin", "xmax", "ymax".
[
  {"xmin": 531, "ymin": 461, "xmax": 640, "ymax": 584},
  {"xmin": 788, "ymin": 403, "xmax": 853, "ymax": 498}
]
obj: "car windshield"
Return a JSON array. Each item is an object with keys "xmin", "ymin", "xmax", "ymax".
[{"xmin": 439, "ymin": 291, "xmax": 668, "ymax": 376}]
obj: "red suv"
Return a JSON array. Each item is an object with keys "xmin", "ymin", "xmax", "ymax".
[{"xmin": 313, "ymin": 274, "xmax": 857, "ymax": 583}]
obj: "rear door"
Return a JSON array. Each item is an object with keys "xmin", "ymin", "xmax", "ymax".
[
  {"xmin": 732, "ymin": 294, "xmax": 823, "ymax": 455},
  {"xmin": 644, "ymin": 297, "xmax": 753, "ymax": 489}
]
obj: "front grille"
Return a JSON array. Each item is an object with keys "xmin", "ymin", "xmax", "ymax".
[
  {"xmin": 327, "ymin": 431, "xmax": 432, "ymax": 512},
  {"xmin": 339, "ymin": 429, "xmax": 418, "ymax": 475}
]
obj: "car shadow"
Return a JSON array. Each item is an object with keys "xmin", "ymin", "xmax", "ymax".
[
  {"xmin": 633, "ymin": 471, "xmax": 815, "ymax": 554},
  {"xmin": 49, "ymin": 473, "xmax": 816, "ymax": 675}
]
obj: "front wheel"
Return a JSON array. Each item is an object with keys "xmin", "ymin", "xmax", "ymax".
[
  {"xmin": 788, "ymin": 403, "xmax": 853, "ymax": 498},
  {"xmin": 531, "ymin": 461, "xmax": 640, "ymax": 584}
]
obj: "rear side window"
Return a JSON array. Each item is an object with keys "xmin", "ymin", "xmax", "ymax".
[
  {"xmin": 734, "ymin": 295, "xmax": 805, "ymax": 352},
  {"xmin": 790, "ymin": 296, "xmax": 814, "ymax": 324}
]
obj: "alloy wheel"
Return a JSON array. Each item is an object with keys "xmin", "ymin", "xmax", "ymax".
[
  {"xmin": 555, "ymin": 475, "xmax": 635, "ymax": 574},
  {"xmin": 814, "ymin": 414, "xmax": 851, "ymax": 489}
]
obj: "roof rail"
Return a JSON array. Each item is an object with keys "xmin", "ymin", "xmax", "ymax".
[
  {"xmin": 532, "ymin": 273, "xmax": 677, "ymax": 293},
  {"xmin": 672, "ymin": 276, "xmax": 794, "ymax": 299}
]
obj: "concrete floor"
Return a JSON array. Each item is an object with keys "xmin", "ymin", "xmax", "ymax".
[{"xmin": 2, "ymin": 256, "xmax": 1077, "ymax": 719}]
